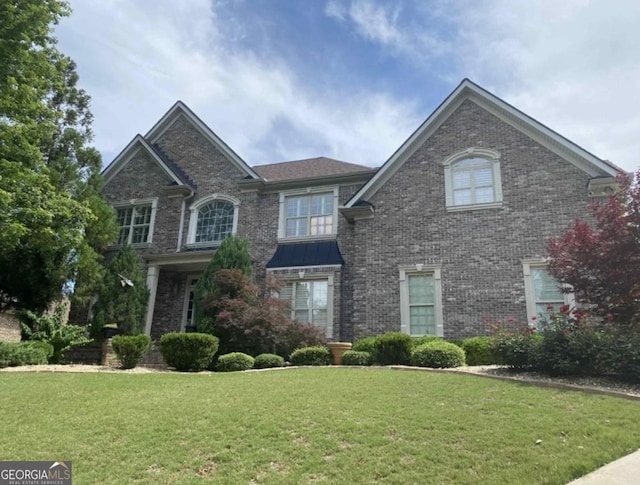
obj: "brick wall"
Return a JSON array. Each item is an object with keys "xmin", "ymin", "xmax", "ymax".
[{"xmin": 348, "ymin": 99, "xmax": 594, "ymax": 339}]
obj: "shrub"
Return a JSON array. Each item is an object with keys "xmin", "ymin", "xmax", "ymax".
[
  {"xmin": 614, "ymin": 331, "xmax": 640, "ymax": 383},
  {"xmin": 112, "ymin": 335, "xmax": 152, "ymax": 369},
  {"xmin": 411, "ymin": 336, "xmax": 442, "ymax": 348},
  {"xmin": 461, "ymin": 337, "xmax": 497, "ymax": 366},
  {"xmin": 160, "ymin": 332, "xmax": 219, "ymax": 371},
  {"xmin": 352, "ymin": 336, "xmax": 378, "ymax": 353},
  {"xmin": 216, "ymin": 352, "xmax": 255, "ymax": 372},
  {"xmin": 0, "ymin": 342, "xmax": 48, "ymax": 368},
  {"xmin": 253, "ymin": 353, "xmax": 285, "ymax": 369},
  {"xmin": 25, "ymin": 341, "xmax": 54, "ymax": 361},
  {"xmin": 341, "ymin": 350, "xmax": 372, "ymax": 366},
  {"xmin": 373, "ymin": 332, "xmax": 413, "ymax": 365},
  {"xmin": 490, "ymin": 332, "xmax": 542, "ymax": 370},
  {"xmin": 289, "ymin": 346, "xmax": 331, "ymax": 366},
  {"xmin": 411, "ymin": 341, "xmax": 466, "ymax": 368}
]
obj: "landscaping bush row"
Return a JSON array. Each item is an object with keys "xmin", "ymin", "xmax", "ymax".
[{"xmin": 0, "ymin": 342, "xmax": 51, "ymax": 368}]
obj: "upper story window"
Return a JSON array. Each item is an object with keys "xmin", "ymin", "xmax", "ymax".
[
  {"xmin": 187, "ymin": 194, "xmax": 239, "ymax": 247},
  {"xmin": 113, "ymin": 198, "xmax": 158, "ymax": 246},
  {"xmin": 278, "ymin": 187, "xmax": 339, "ymax": 241},
  {"xmin": 443, "ymin": 148, "xmax": 503, "ymax": 211}
]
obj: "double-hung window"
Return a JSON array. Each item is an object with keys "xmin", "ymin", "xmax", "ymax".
[
  {"xmin": 523, "ymin": 260, "xmax": 575, "ymax": 327},
  {"xmin": 399, "ymin": 265, "xmax": 444, "ymax": 337},
  {"xmin": 113, "ymin": 198, "xmax": 157, "ymax": 245},
  {"xmin": 279, "ymin": 278, "xmax": 333, "ymax": 337},
  {"xmin": 443, "ymin": 148, "xmax": 503, "ymax": 210},
  {"xmin": 278, "ymin": 188, "xmax": 338, "ymax": 240}
]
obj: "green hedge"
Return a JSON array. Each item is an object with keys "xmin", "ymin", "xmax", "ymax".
[
  {"xmin": 112, "ymin": 335, "xmax": 152, "ymax": 369},
  {"xmin": 352, "ymin": 336, "xmax": 378, "ymax": 353},
  {"xmin": 461, "ymin": 336, "xmax": 497, "ymax": 366},
  {"xmin": 160, "ymin": 332, "xmax": 219, "ymax": 371},
  {"xmin": 0, "ymin": 342, "xmax": 48, "ymax": 368},
  {"xmin": 290, "ymin": 346, "xmax": 331, "ymax": 366},
  {"xmin": 373, "ymin": 332, "xmax": 413, "ymax": 365},
  {"xmin": 341, "ymin": 350, "xmax": 372, "ymax": 366},
  {"xmin": 253, "ymin": 353, "xmax": 285, "ymax": 369},
  {"xmin": 216, "ymin": 352, "xmax": 255, "ymax": 372},
  {"xmin": 411, "ymin": 340, "xmax": 466, "ymax": 368}
]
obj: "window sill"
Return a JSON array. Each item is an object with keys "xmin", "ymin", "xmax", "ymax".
[
  {"xmin": 108, "ymin": 242, "xmax": 152, "ymax": 250},
  {"xmin": 446, "ymin": 201, "xmax": 503, "ymax": 212},
  {"xmin": 277, "ymin": 234, "xmax": 338, "ymax": 244}
]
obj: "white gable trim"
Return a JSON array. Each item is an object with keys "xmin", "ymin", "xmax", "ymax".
[
  {"xmin": 145, "ymin": 101, "xmax": 260, "ymax": 180},
  {"xmin": 102, "ymin": 135, "xmax": 184, "ymax": 187},
  {"xmin": 345, "ymin": 79, "xmax": 621, "ymax": 207}
]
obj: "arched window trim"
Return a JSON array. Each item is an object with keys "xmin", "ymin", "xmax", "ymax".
[
  {"xmin": 186, "ymin": 194, "xmax": 240, "ymax": 247},
  {"xmin": 443, "ymin": 147, "xmax": 503, "ymax": 211}
]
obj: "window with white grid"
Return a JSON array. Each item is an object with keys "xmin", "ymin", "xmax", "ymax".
[
  {"xmin": 115, "ymin": 202, "xmax": 155, "ymax": 245},
  {"xmin": 443, "ymin": 148, "xmax": 502, "ymax": 211},
  {"xmin": 285, "ymin": 193, "xmax": 333, "ymax": 238},
  {"xmin": 195, "ymin": 201, "xmax": 234, "ymax": 243},
  {"xmin": 279, "ymin": 278, "xmax": 332, "ymax": 337}
]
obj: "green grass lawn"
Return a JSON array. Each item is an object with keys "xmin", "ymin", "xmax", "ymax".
[{"xmin": 1, "ymin": 368, "xmax": 638, "ymax": 484}]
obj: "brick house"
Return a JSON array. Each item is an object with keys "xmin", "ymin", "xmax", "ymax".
[{"xmin": 100, "ymin": 79, "xmax": 621, "ymax": 342}]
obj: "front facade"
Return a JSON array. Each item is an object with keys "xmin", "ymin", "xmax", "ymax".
[{"xmin": 100, "ymin": 79, "xmax": 621, "ymax": 342}]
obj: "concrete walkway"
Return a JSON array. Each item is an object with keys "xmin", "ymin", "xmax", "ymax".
[{"xmin": 567, "ymin": 449, "xmax": 640, "ymax": 484}]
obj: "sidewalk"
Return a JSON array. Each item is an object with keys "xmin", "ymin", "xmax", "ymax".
[{"xmin": 567, "ymin": 449, "xmax": 640, "ymax": 484}]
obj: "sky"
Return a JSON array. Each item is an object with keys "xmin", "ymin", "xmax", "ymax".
[{"xmin": 55, "ymin": 0, "xmax": 640, "ymax": 173}]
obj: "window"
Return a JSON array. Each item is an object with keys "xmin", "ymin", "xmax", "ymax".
[
  {"xmin": 113, "ymin": 198, "xmax": 157, "ymax": 245},
  {"xmin": 443, "ymin": 148, "xmax": 502, "ymax": 210},
  {"xmin": 181, "ymin": 276, "xmax": 199, "ymax": 330},
  {"xmin": 187, "ymin": 195, "xmax": 239, "ymax": 247},
  {"xmin": 279, "ymin": 277, "xmax": 333, "ymax": 338},
  {"xmin": 523, "ymin": 260, "xmax": 575, "ymax": 326},
  {"xmin": 399, "ymin": 265, "xmax": 444, "ymax": 337},
  {"xmin": 278, "ymin": 187, "xmax": 338, "ymax": 240}
]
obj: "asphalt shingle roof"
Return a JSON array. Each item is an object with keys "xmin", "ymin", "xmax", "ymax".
[{"xmin": 253, "ymin": 157, "xmax": 374, "ymax": 181}]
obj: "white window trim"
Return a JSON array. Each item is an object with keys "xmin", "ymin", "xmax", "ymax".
[
  {"xmin": 111, "ymin": 197, "xmax": 158, "ymax": 246},
  {"xmin": 399, "ymin": 264, "xmax": 444, "ymax": 337},
  {"xmin": 186, "ymin": 194, "xmax": 239, "ymax": 248},
  {"xmin": 277, "ymin": 273, "xmax": 334, "ymax": 339},
  {"xmin": 180, "ymin": 274, "xmax": 200, "ymax": 332},
  {"xmin": 443, "ymin": 147, "xmax": 503, "ymax": 211},
  {"xmin": 522, "ymin": 259, "xmax": 575, "ymax": 326},
  {"xmin": 277, "ymin": 186, "xmax": 339, "ymax": 242}
]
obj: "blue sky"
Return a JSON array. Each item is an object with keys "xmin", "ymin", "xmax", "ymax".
[{"xmin": 56, "ymin": 0, "xmax": 640, "ymax": 173}]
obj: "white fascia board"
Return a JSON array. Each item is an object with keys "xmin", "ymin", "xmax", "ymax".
[
  {"xmin": 102, "ymin": 135, "xmax": 183, "ymax": 186},
  {"xmin": 345, "ymin": 79, "xmax": 620, "ymax": 207},
  {"xmin": 145, "ymin": 101, "xmax": 260, "ymax": 180}
]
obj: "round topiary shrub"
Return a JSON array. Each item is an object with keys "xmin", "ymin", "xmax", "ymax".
[
  {"xmin": 374, "ymin": 332, "xmax": 413, "ymax": 365},
  {"xmin": 253, "ymin": 353, "xmax": 285, "ymax": 369},
  {"xmin": 112, "ymin": 335, "xmax": 152, "ymax": 369},
  {"xmin": 289, "ymin": 346, "xmax": 332, "ymax": 366},
  {"xmin": 411, "ymin": 340, "xmax": 466, "ymax": 368},
  {"xmin": 160, "ymin": 332, "xmax": 219, "ymax": 371},
  {"xmin": 461, "ymin": 336, "xmax": 497, "ymax": 366},
  {"xmin": 411, "ymin": 336, "xmax": 442, "ymax": 348},
  {"xmin": 216, "ymin": 352, "xmax": 255, "ymax": 372},
  {"xmin": 341, "ymin": 350, "xmax": 372, "ymax": 366}
]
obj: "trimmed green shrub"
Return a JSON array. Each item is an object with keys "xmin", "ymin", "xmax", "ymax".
[
  {"xmin": 352, "ymin": 336, "xmax": 378, "ymax": 353},
  {"xmin": 216, "ymin": 352, "xmax": 255, "ymax": 372},
  {"xmin": 461, "ymin": 337, "xmax": 497, "ymax": 366},
  {"xmin": 373, "ymin": 332, "xmax": 413, "ymax": 365},
  {"xmin": 160, "ymin": 332, "xmax": 219, "ymax": 371},
  {"xmin": 253, "ymin": 353, "xmax": 285, "ymax": 369},
  {"xmin": 411, "ymin": 336, "xmax": 442, "ymax": 348},
  {"xmin": 490, "ymin": 332, "xmax": 542, "ymax": 370},
  {"xmin": 0, "ymin": 342, "xmax": 48, "ymax": 368},
  {"xmin": 341, "ymin": 350, "xmax": 372, "ymax": 366},
  {"xmin": 112, "ymin": 335, "xmax": 152, "ymax": 369},
  {"xmin": 290, "ymin": 346, "xmax": 331, "ymax": 366},
  {"xmin": 411, "ymin": 340, "xmax": 466, "ymax": 368}
]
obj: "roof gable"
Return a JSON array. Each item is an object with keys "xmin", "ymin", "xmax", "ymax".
[
  {"xmin": 346, "ymin": 79, "xmax": 623, "ymax": 207},
  {"xmin": 102, "ymin": 135, "xmax": 193, "ymax": 188},
  {"xmin": 145, "ymin": 101, "xmax": 260, "ymax": 180},
  {"xmin": 253, "ymin": 157, "xmax": 374, "ymax": 181}
]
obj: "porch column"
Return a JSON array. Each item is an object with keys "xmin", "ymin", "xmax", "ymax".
[{"xmin": 144, "ymin": 264, "xmax": 160, "ymax": 336}]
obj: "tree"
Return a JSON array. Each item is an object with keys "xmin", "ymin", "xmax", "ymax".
[
  {"xmin": 193, "ymin": 235, "xmax": 253, "ymax": 326},
  {"xmin": 0, "ymin": 0, "xmax": 117, "ymax": 312},
  {"xmin": 91, "ymin": 245, "xmax": 150, "ymax": 336},
  {"xmin": 547, "ymin": 170, "xmax": 640, "ymax": 326}
]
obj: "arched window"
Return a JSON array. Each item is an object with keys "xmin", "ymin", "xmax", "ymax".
[
  {"xmin": 187, "ymin": 195, "xmax": 239, "ymax": 246},
  {"xmin": 443, "ymin": 148, "xmax": 503, "ymax": 210}
]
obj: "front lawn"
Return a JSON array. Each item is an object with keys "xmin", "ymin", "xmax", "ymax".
[{"xmin": 1, "ymin": 368, "xmax": 638, "ymax": 484}]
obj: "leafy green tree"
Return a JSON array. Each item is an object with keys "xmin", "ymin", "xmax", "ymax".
[
  {"xmin": 91, "ymin": 245, "xmax": 150, "ymax": 336},
  {"xmin": 0, "ymin": 0, "xmax": 117, "ymax": 312},
  {"xmin": 193, "ymin": 235, "xmax": 253, "ymax": 325}
]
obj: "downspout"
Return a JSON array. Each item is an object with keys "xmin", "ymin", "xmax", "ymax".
[{"xmin": 176, "ymin": 190, "xmax": 195, "ymax": 252}]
